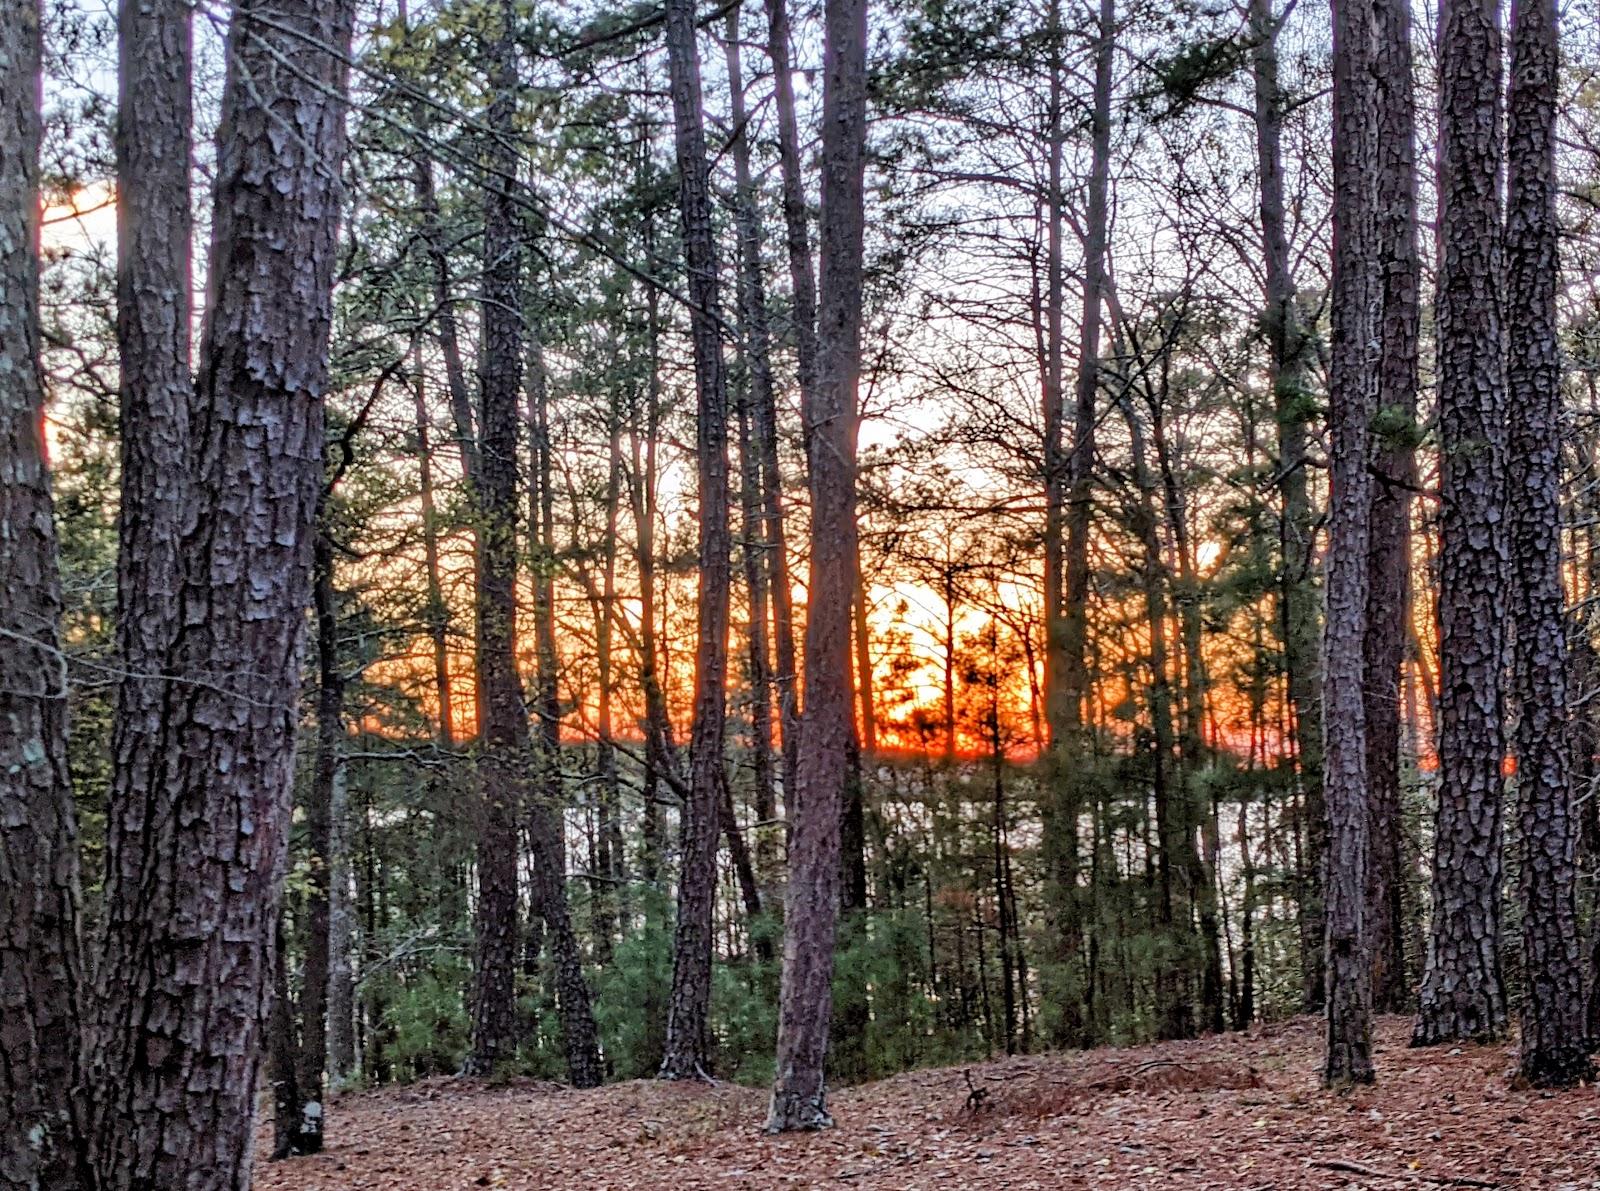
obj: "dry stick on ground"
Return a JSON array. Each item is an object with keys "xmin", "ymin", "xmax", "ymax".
[{"xmin": 1310, "ymin": 1158, "xmax": 1499, "ymax": 1189}]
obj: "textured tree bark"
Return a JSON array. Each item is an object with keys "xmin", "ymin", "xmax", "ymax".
[
  {"xmin": 1505, "ymin": 0, "xmax": 1592, "ymax": 1086},
  {"xmin": 767, "ymin": 0, "xmax": 868, "ymax": 1133},
  {"xmin": 1413, "ymin": 0, "xmax": 1510, "ymax": 1049},
  {"xmin": 0, "ymin": 6, "xmax": 85, "ymax": 1184},
  {"xmin": 1249, "ymin": 0, "xmax": 1325, "ymax": 1012},
  {"xmin": 658, "ymin": 0, "xmax": 734, "ymax": 1083},
  {"xmin": 466, "ymin": 3, "xmax": 528, "ymax": 1078},
  {"xmin": 1578, "ymin": 632, "xmax": 1600, "ymax": 1041},
  {"xmin": 1323, "ymin": 0, "xmax": 1379, "ymax": 1088},
  {"xmin": 88, "ymin": 0, "xmax": 356, "ymax": 1184},
  {"xmin": 1364, "ymin": 0, "xmax": 1420, "ymax": 1017}
]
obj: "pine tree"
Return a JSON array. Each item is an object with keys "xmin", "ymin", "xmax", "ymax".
[
  {"xmin": 1414, "ymin": 0, "xmax": 1511, "ymax": 1048},
  {"xmin": 0, "ymin": 3, "xmax": 84, "ymax": 1183}
]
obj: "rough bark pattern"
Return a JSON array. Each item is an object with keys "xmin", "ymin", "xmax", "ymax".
[
  {"xmin": 467, "ymin": 6, "xmax": 527, "ymax": 1077},
  {"xmin": 659, "ymin": 0, "xmax": 734, "ymax": 1082},
  {"xmin": 110, "ymin": 0, "xmax": 194, "ymax": 871},
  {"xmin": 1249, "ymin": 0, "xmax": 1325, "ymax": 1013},
  {"xmin": 768, "ymin": 0, "xmax": 868, "ymax": 1133},
  {"xmin": 88, "ymin": 0, "xmax": 355, "ymax": 1184},
  {"xmin": 1505, "ymin": 0, "xmax": 1592, "ymax": 1086},
  {"xmin": 1322, "ymin": 0, "xmax": 1379, "ymax": 1088},
  {"xmin": 1364, "ymin": 0, "xmax": 1420, "ymax": 1016},
  {"xmin": 0, "ymin": 5, "xmax": 84, "ymax": 1183},
  {"xmin": 1414, "ymin": 0, "xmax": 1510, "ymax": 1048}
]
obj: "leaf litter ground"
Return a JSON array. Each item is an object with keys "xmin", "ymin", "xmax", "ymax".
[{"xmin": 254, "ymin": 1016, "xmax": 1600, "ymax": 1189}]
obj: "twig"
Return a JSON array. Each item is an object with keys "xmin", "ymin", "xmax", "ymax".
[{"xmin": 1310, "ymin": 1157, "xmax": 1499, "ymax": 1189}]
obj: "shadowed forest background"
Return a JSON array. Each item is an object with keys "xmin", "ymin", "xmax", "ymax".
[{"xmin": 7, "ymin": 0, "xmax": 1600, "ymax": 1183}]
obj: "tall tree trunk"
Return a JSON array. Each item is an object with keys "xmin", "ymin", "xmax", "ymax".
[
  {"xmin": 1042, "ymin": 0, "xmax": 1112, "ymax": 1048},
  {"xmin": 724, "ymin": 15, "xmax": 782, "ymax": 883},
  {"xmin": 594, "ymin": 383, "xmax": 624, "ymax": 958},
  {"xmin": 326, "ymin": 747, "xmax": 356, "ymax": 1082},
  {"xmin": 854, "ymin": 573, "xmax": 878, "ymax": 754},
  {"xmin": 1505, "ymin": 0, "xmax": 1592, "ymax": 1086},
  {"xmin": 762, "ymin": 0, "xmax": 812, "ymax": 798},
  {"xmin": 942, "ymin": 563, "xmax": 958, "ymax": 764},
  {"xmin": 527, "ymin": 320, "xmax": 604, "ymax": 1087},
  {"xmin": 276, "ymin": 530, "xmax": 344, "ymax": 1156},
  {"xmin": 413, "ymin": 138, "xmax": 479, "ymax": 483},
  {"xmin": 466, "ymin": 4, "xmax": 526, "ymax": 1076},
  {"xmin": 1118, "ymin": 394, "xmax": 1187, "ymax": 1041},
  {"xmin": 1063, "ymin": 0, "xmax": 1112, "ymax": 740},
  {"xmin": 1149, "ymin": 387, "xmax": 1225, "ymax": 1036},
  {"xmin": 1414, "ymin": 0, "xmax": 1510, "ymax": 1048},
  {"xmin": 0, "ymin": 5, "xmax": 84, "ymax": 1182},
  {"xmin": 413, "ymin": 346, "xmax": 457, "ymax": 747},
  {"xmin": 721, "ymin": 772, "xmax": 771, "ymax": 962},
  {"xmin": 1323, "ymin": 0, "xmax": 1379, "ymax": 1088},
  {"xmin": 1037, "ymin": 0, "xmax": 1082, "ymax": 1047},
  {"xmin": 659, "ymin": 0, "xmax": 734, "ymax": 1082},
  {"xmin": 1250, "ymin": 0, "xmax": 1326, "ymax": 1011},
  {"xmin": 632, "ymin": 206, "xmax": 673, "ymax": 889},
  {"xmin": 1364, "ymin": 0, "xmax": 1420, "ymax": 1016},
  {"xmin": 89, "ymin": 0, "xmax": 356, "ymax": 1183},
  {"xmin": 268, "ymin": 916, "xmax": 301, "ymax": 1162},
  {"xmin": 767, "ymin": 0, "xmax": 868, "ymax": 1133}
]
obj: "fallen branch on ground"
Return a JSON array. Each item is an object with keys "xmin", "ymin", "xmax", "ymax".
[{"xmin": 1310, "ymin": 1157, "xmax": 1499, "ymax": 1188}]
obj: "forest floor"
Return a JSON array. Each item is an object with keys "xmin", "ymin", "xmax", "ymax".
[{"xmin": 253, "ymin": 1015, "xmax": 1600, "ymax": 1189}]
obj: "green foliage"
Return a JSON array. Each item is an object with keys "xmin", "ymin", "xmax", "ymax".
[
  {"xmin": 592, "ymin": 890, "xmax": 672, "ymax": 1080},
  {"xmin": 710, "ymin": 955, "xmax": 778, "ymax": 1087},
  {"xmin": 1136, "ymin": 36, "xmax": 1249, "ymax": 121},
  {"xmin": 374, "ymin": 957, "xmax": 472, "ymax": 1082}
]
